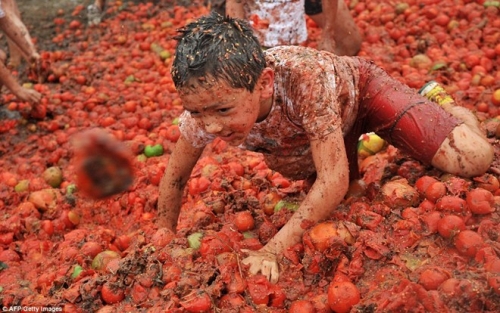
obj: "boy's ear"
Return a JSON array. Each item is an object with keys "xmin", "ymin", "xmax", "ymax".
[{"xmin": 258, "ymin": 68, "xmax": 274, "ymax": 99}]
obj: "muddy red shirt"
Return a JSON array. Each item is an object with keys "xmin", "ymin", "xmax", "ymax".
[{"xmin": 179, "ymin": 46, "xmax": 460, "ymax": 180}]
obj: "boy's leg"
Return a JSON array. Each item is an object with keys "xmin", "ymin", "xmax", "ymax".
[
  {"xmin": 419, "ymin": 81, "xmax": 493, "ymax": 177},
  {"xmin": 419, "ymin": 81, "xmax": 484, "ymax": 138},
  {"xmin": 431, "ymin": 123, "xmax": 493, "ymax": 177},
  {"xmin": 359, "ymin": 63, "xmax": 493, "ymax": 178}
]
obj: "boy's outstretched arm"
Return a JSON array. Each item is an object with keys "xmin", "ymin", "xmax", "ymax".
[
  {"xmin": 157, "ymin": 135, "xmax": 204, "ymax": 231},
  {"xmin": 242, "ymin": 128, "xmax": 350, "ymax": 283}
]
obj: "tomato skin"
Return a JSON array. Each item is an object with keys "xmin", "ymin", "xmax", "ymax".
[
  {"xmin": 425, "ymin": 181, "xmax": 447, "ymax": 203},
  {"xmin": 91, "ymin": 251, "xmax": 121, "ymax": 272},
  {"xmin": 150, "ymin": 228, "xmax": 175, "ymax": 249},
  {"xmin": 223, "ymin": 161, "xmax": 245, "ymax": 176},
  {"xmin": 101, "ymin": 282, "xmax": 125, "ymax": 304},
  {"xmin": 188, "ymin": 176, "xmax": 211, "ymax": 195},
  {"xmin": 219, "ymin": 292, "xmax": 246, "ymax": 308},
  {"xmin": 310, "ymin": 292, "xmax": 331, "ymax": 312},
  {"xmin": 422, "ymin": 211, "xmax": 442, "ymax": 234},
  {"xmin": 179, "ymin": 290, "xmax": 212, "ymax": 312},
  {"xmin": 247, "ymin": 275, "xmax": 271, "ymax": 305},
  {"xmin": 454, "ymin": 230, "xmax": 485, "ymax": 258},
  {"xmin": 165, "ymin": 124, "xmax": 181, "ymax": 142},
  {"xmin": 435, "ymin": 196, "xmax": 467, "ymax": 213},
  {"xmin": 473, "ymin": 174, "xmax": 500, "ymax": 192},
  {"xmin": 418, "ymin": 267, "xmax": 451, "ymax": 290},
  {"xmin": 289, "ymin": 299, "xmax": 316, "ymax": 313},
  {"xmin": 199, "ymin": 235, "xmax": 232, "ymax": 259},
  {"xmin": 233, "ymin": 211, "xmax": 255, "ymax": 232},
  {"xmin": 40, "ymin": 220, "xmax": 54, "ymax": 236},
  {"xmin": 466, "ymin": 188, "xmax": 495, "ymax": 214},
  {"xmin": 0, "ymin": 232, "xmax": 14, "ymax": 246},
  {"xmin": 131, "ymin": 283, "xmax": 149, "ymax": 304},
  {"xmin": 79, "ymin": 241, "xmax": 103, "ymax": 259},
  {"xmin": 437, "ymin": 215, "xmax": 466, "ymax": 238},
  {"xmin": 415, "ymin": 175, "xmax": 438, "ymax": 194},
  {"xmin": 114, "ymin": 234, "xmax": 131, "ymax": 251},
  {"xmin": 438, "ymin": 278, "xmax": 461, "ymax": 298},
  {"xmin": 327, "ymin": 281, "xmax": 360, "ymax": 313},
  {"xmin": 260, "ymin": 191, "xmax": 282, "ymax": 215},
  {"xmin": 227, "ymin": 272, "xmax": 247, "ymax": 294},
  {"xmin": 308, "ymin": 222, "xmax": 341, "ymax": 252}
]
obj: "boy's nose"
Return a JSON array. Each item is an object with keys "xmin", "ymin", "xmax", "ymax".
[{"xmin": 204, "ymin": 122, "xmax": 223, "ymax": 134}]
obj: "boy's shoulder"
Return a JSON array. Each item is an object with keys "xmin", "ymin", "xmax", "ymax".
[{"xmin": 264, "ymin": 46, "xmax": 335, "ymax": 65}]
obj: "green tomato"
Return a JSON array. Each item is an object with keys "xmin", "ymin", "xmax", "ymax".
[
  {"xmin": 136, "ymin": 154, "xmax": 147, "ymax": 162},
  {"xmin": 66, "ymin": 183, "xmax": 77, "ymax": 195},
  {"xmin": 159, "ymin": 50, "xmax": 171, "ymax": 60},
  {"xmin": 14, "ymin": 180, "xmax": 30, "ymax": 192},
  {"xmin": 91, "ymin": 250, "xmax": 121, "ymax": 271},
  {"xmin": 242, "ymin": 231, "xmax": 255, "ymax": 239},
  {"xmin": 274, "ymin": 200, "xmax": 300, "ymax": 213},
  {"xmin": 71, "ymin": 265, "xmax": 84, "ymax": 279},
  {"xmin": 124, "ymin": 75, "xmax": 136, "ymax": 84},
  {"xmin": 483, "ymin": 1, "xmax": 500, "ymax": 7},
  {"xmin": 43, "ymin": 166, "xmax": 63, "ymax": 188},
  {"xmin": 144, "ymin": 144, "xmax": 164, "ymax": 157},
  {"xmin": 187, "ymin": 232, "xmax": 203, "ymax": 250}
]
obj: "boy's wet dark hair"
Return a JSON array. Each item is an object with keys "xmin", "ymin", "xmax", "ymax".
[{"xmin": 171, "ymin": 11, "xmax": 266, "ymax": 92}]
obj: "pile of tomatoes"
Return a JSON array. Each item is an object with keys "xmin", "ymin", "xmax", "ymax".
[{"xmin": 1, "ymin": 0, "xmax": 500, "ymax": 312}]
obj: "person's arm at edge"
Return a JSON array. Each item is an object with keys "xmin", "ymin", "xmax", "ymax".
[
  {"xmin": 243, "ymin": 128, "xmax": 350, "ymax": 283},
  {"xmin": 157, "ymin": 134, "xmax": 205, "ymax": 231},
  {"xmin": 0, "ymin": 60, "xmax": 41, "ymax": 103},
  {"xmin": 225, "ymin": 0, "xmax": 246, "ymax": 19},
  {"xmin": 0, "ymin": 14, "xmax": 38, "ymax": 62}
]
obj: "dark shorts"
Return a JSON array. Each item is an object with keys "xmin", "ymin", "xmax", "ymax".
[
  {"xmin": 305, "ymin": 0, "xmax": 322, "ymax": 15},
  {"xmin": 345, "ymin": 60, "xmax": 462, "ymax": 178}
]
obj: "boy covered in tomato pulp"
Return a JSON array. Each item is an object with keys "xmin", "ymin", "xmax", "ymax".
[{"xmin": 157, "ymin": 12, "xmax": 493, "ymax": 283}]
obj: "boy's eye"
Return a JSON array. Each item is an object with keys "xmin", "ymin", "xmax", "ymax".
[
  {"xmin": 189, "ymin": 111, "xmax": 201, "ymax": 117},
  {"xmin": 218, "ymin": 108, "xmax": 231, "ymax": 114}
]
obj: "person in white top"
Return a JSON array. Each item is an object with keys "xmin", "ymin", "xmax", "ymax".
[
  {"xmin": 87, "ymin": 0, "xmax": 107, "ymax": 25},
  {"xmin": 226, "ymin": 0, "xmax": 361, "ymax": 55}
]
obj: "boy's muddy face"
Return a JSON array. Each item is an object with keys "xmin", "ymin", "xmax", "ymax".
[{"xmin": 180, "ymin": 80, "xmax": 270, "ymax": 146}]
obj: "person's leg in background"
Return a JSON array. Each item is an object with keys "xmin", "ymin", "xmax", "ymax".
[
  {"xmin": 0, "ymin": 0, "xmax": 39, "ymax": 68},
  {"xmin": 306, "ymin": 0, "xmax": 362, "ymax": 56}
]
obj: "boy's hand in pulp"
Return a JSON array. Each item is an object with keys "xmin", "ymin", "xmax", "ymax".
[{"xmin": 241, "ymin": 248, "xmax": 279, "ymax": 284}]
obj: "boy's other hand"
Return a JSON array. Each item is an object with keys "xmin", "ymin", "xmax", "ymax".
[{"xmin": 241, "ymin": 249, "xmax": 279, "ymax": 284}]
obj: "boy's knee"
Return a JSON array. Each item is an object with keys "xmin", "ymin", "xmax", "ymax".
[{"xmin": 432, "ymin": 124, "xmax": 493, "ymax": 178}]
